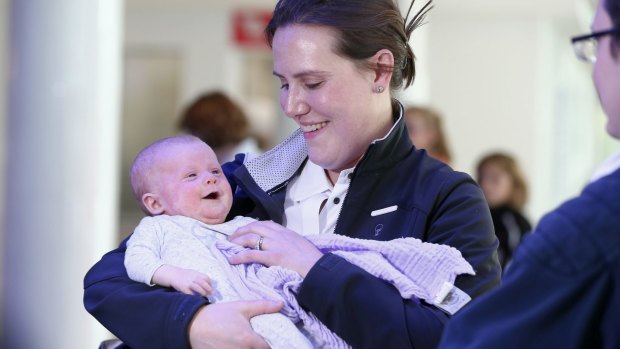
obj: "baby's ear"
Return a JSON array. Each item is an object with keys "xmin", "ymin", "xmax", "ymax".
[{"xmin": 142, "ymin": 193, "xmax": 165, "ymax": 215}]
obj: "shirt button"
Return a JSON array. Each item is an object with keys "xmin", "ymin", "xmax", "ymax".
[
  {"xmin": 333, "ymin": 197, "xmax": 340, "ymax": 204},
  {"xmin": 347, "ymin": 173, "xmax": 353, "ymax": 180}
]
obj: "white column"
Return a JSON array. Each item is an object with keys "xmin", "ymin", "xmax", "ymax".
[
  {"xmin": 3, "ymin": 1, "xmax": 122, "ymax": 348},
  {"xmin": 0, "ymin": 0, "xmax": 7, "ymax": 343}
]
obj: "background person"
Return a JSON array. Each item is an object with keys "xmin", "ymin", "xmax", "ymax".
[
  {"xmin": 84, "ymin": 1, "xmax": 501, "ymax": 348},
  {"xmin": 404, "ymin": 106, "xmax": 452, "ymax": 164},
  {"xmin": 179, "ymin": 91, "xmax": 264, "ymax": 163},
  {"xmin": 476, "ymin": 152, "xmax": 532, "ymax": 271},
  {"xmin": 438, "ymin": 0, "xmax": 620, "ymax": 347}
]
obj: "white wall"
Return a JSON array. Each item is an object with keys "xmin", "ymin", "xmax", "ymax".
[
  {"xmin": 424, "ymin": 8, "xmax": 613, "ymax": 222},
  {"xmin": 427, "ymin": 14, "xmax": 540, "ymax": 218},
  {"xmin": 125, "ymin": 1, "xmax": 278, "ymax": 111}
]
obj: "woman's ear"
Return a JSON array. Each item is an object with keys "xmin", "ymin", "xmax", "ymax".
[
  {"xmin": 142, "ymin": 193, "xmax": 165, "ymax": 215},
  {"xmin": 370, "ymin": 48, "xmax": 395, "ymax": 91}
]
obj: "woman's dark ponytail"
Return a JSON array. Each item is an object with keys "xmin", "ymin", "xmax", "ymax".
[{"xmin": 402, "ymin": 0, "xmax": 433, "ymax": 88}]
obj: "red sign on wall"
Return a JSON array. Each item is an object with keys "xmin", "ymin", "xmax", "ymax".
[{"xmin": 232, "ymin": 9, "xmax": 272, "ymax": 49}]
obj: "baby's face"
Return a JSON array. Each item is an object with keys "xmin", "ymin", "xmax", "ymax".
[{"xmin": 153, "ymin": 141, "xmax": 233, "ymax": 224}]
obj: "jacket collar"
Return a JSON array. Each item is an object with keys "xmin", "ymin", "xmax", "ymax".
[
  {"xmin": 242, "ymin": 100, "xmax": 412, "ymax": 192},
  {"xmin": 356, "ymin": 100, "xmax": 413, "ymax": 173},
  {"xmin": 243, "ymin": 128, "xmax": 307, "ymax": 193}
]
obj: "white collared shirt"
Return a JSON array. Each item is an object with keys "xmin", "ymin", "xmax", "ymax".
[
  {"xmin": 283, "ymin": 160, "xmax": 354, "ymax": 236},
  {"xmin": 282, "ymin": 104, "xmax": 403, "ymax": 236}
]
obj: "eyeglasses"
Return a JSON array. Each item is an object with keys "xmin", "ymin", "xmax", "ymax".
[{"xmin": 571, "ymin": 27, "xmax": 620, "ymax": 63}]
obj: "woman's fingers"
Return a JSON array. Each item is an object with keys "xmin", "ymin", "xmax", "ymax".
[
  {"xmin": 237, "ymin": 300, "xmax": 284, "ymax": 349},
  {"xmin": 230, "ymin": 220, "xmax": 280, "ymax": 240},
  {"xmin": 229, "ymin": 232, "xmax": 264, "ymax": 251},
  {"xmin": 189, "ymin": 300, "xmax": 282, "ymax": 349},
  {"xmin": 227, "ymin": 248, "xmax": 266, "ymax": 265},
  {"xmin": 227, "ymin": 220, "xmax": 324, "ymax": 276},
  {"xmin": 239, "ymin": 299, "xmax": 284, "ymax": 318}
]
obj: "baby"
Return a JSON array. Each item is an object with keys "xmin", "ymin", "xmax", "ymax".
[{"xmin": 124, "ymin": 135, "xmax": 314, "ymax": 349}]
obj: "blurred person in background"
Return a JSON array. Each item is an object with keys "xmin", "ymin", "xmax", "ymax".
[
  {"xmin": 439, "ymin": 0, "xmax": 620, "ymax": 347},
  {"xmin": 405, "ymin": 106, "xmax": 452, "ymax": 165},
  {"xmin": 476, "ymin": 152, "xmax": 532, "ymax": 272},
  {"xmin": 179, "ymin": 91, "xmax": 265, "ymax": 163}
]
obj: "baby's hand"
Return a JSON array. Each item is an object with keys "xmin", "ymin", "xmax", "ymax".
[
  {"xmin": 152, "ymin": 265, "xmax": 213, "ymax": 297},
  {"xmin": 170, "ymin": 268, "xmax": 214, "ymax": 297}
]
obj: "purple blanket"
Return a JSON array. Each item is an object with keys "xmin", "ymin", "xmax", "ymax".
[{"xmin": 211, "ymin": 234, "xmax": 474, "ymax": 348}]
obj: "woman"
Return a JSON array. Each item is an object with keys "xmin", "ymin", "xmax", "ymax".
[
  {"xmin": 405, "ymin": 106, "xmax": 453, "ymax": 165},
  {"xmin": 476, "ymin": 152, "xmax": 532, "ymax": 271},
  {"xmin": 83, "ymin": 1, "xmax": 500, "ymax": 348}
]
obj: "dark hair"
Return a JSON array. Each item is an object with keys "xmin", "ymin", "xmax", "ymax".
[
  {"xmin": 476, "ymin": 153, "xmax": 528, "ymax": 210},
  {"xmin": 265, "ymin": 0, "xmax": 432, "ymax": 91},
  {"xmin": 179, "ymin": 92, "xmax": 249, "ymax": 149},
  {"xmin": 606, "ymin": 0, "xmax": 620, "ymax": 56}
]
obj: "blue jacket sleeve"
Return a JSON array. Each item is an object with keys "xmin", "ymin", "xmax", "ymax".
[
  {"xmin": 297, "ymin": 175, "xmax": 501, "ymax": 349},
  {"xmin": 83, "ymin": 239, "xmax": 209, "ymax": 349},
  {"xmin": 438, "ymin": 175, "xmax": 620, "ymax": 349},
  {"xmin": 299, "ymin": 253, "xmax": 449, "ymax": 349}
]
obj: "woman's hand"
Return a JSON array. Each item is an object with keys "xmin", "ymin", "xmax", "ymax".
[
  {"xmin": 228, "ymin": 220, "xmax": 324, "ymax": 277},
  {"xmin": 189, "ymin": 300, "xmax": 283, "ymax": 349}
]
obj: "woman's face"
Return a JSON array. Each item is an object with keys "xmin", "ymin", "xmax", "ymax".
[
  {"xmin": 479, "ymin": 164, "xmax": 514, "ymax": 208},
  {"xmin": 272, "ymin": 24, "xmax": 393, "ymax": 174},
  {"xmin": 592, "ymin": 1, "xmax": 620, "ymax": 139}
]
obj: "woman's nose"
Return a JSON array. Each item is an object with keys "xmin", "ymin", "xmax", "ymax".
[{"xmin": 282, "ymin": 88, "xmax": 310, "ymax": 118}]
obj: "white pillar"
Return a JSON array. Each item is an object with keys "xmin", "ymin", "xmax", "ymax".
[
  {"xmin": 0, "ymin": 0, "xmax": 8, "ymax": 342},
  {"xmin": 3, "ymin": 1, "xmax": 122, "ymax": 347}
]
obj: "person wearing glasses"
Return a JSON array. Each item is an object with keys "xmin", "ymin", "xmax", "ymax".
[{"xmin": 438, "ymin": 0, "xmax": 620, "ymax": 347}]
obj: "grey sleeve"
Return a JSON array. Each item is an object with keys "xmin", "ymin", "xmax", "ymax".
[{"xmin": 124, "ymin": 216, "xmax": 166, "ymax": 285}]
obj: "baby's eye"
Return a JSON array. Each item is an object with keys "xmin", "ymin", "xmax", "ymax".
[
  {"xmin": 211, "ymin": 169, "xmax": 221, "ymax": 175},
  {"xmin": 187, "ymin": 173, "xmax": 197, "ymax": 178},
  {"xmin": 279, "ymin": 83, "xmax": 289, "ymax": 90}
]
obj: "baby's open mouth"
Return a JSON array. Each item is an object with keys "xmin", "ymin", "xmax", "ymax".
[{"xmin": 203, "ymin": 192, "xmax": 219, "ymax": 200}]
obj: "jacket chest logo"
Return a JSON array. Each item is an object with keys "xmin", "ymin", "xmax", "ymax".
[{"xmin": 374, "ymin": 224, "xmax": 384, "ymax": 236}]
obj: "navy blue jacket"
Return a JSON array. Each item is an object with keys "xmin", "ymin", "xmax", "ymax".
[
  {"xmin": 84, "ymin": 106, "xmax": 500, "ymax": 349},
  {"xmin": 439, "ymin": 168, "xmax": 620, "ymax": 349}
]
